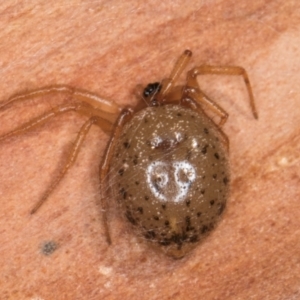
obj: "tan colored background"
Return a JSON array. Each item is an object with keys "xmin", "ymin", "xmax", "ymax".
[{"xmin": 0, "ymin": 1, "xmax": 300, "ymax": 299}]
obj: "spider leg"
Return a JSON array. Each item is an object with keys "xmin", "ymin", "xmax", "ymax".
[
  {"xmin": 157, "ymin": 50, "xmax": 192, "ymax": 101},
  {"xmin": 30, "ymin": 115, "xmax": 112, "ymax": 214},
  {"xmin": 0, "ymin": 85, "xmax": 122, "ymax": 123},
  {"xmin": 181, "ymin": 96, "xmax": 229, "ymax": 150},
  {"xmin": 0, "ymin": 102, "xmax": 114, "ymax": 142},
  {"xmin": 0, "ymin": 85, "xmax": 126, "ymax": 244},
  {"xmin": 99, "ymin": 108, "xmax": 133, "ymax": 244},
  {"xmin": 183, "ymin": 87, "xmax": 229, "ymax": 127},
  {"xmin": 186, "ymin": 65, "xmax": 258, "ymax": 120}
]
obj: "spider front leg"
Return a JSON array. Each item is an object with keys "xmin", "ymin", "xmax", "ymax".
[
  {"xmin": 185, "ymin": 65, "xmax": 258, "ymax": 124},
  {"xmin": 0, "ymin": 102, "xmax": 114, "ymax": 141},
  {"xmin": 0, "ymin": 85, "xmax": 122, "ymax": 123},
  {"xmin": 157, "ymin": 50, "xmax": 192, "ymax": 103}
]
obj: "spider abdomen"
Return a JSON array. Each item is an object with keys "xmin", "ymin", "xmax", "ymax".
[{"xmin": 109, "ymin": 105, "xmax": 229, "ymax": 258}]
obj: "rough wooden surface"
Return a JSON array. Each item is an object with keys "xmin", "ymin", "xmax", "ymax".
[{"xmin": 0, "ymin": 1, "xmax": 299, "ymax": 299}]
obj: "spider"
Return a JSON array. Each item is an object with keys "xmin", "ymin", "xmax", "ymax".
[{"xmin": 0, "ymin": 50, "xmax": 257, "ymax": 258}]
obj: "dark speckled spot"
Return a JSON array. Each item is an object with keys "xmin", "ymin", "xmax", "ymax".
[
  {"xmin": 172, "ymin": 233, "xmax": 183, "ymax": 246},
  {"xmin": 137, "ymin": 207, "xmax": 143, "ymax": 214},
  {"xmin": 162, "ymin": 204, "xmax": 166, "ymax": 210},
  {"xmin": 223, "ymin": 177, "xmax": 229, "ymax": 185},
  {"xmin": 217, "ymin": 203, "xmax": 225, "ymax": 215},
  {"xmin": 201, "ymin": 144, "xmax": 208, "ymax": 154},
  {"xmin": 202, "ymin": 223, "xmax": 214, "ymax": 234},
  {"xmin": 185, "ymin": 216, "xmax": 194, "ymax": 231},
  {"xmin": 41, "ymin": 241, "xmax": 58, "ymax": 256},
  {"xmin": 214, "ymin": 153, "xmax": 220, "ymax": 159},
  {"xmin": 210, "ymin": 199, "xmax": 215, "ymax": 206},
  {"xmin": 212, "ymin": 174, "xmax": 217, "ymax": 179},
  {"xmin": 201, "ymin": 225, "xmax": 209, "ymax": 234},
  {"xmin": 144, "ymin": 230, "xmax": 156, "ymax": 239},
  {"xmin": 123, "ymin": 141, "xmax": 130, "ymax": 149},
  {"xmin": 189, "ymin": 235, "xmax": 198, "ymax": 243},
  {"xmin": 118, "ymin": 169, "xmax": 124, "ymax": 176},
  {"xmin": 119, "ymin": 188, "xmax": 127, "ymax": 200},
  {"xmin": 159, "ymin": 239, "xmax": 171, "ymax": 246},
  {"xmin": 204, "ymin": 128, "xmax": 209, "ymax": 134},
  {"xmin": 125, "ymin": 210, "xmax": 136, "ymax": 225},
  {"xmin": 153, "ymin": 215, "xmax": 159, "ymax": 221}
]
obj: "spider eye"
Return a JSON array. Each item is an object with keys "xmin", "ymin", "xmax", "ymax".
[{"xmin": 143, "ymin": 82, "xmax": 161, "ymax": 98}]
